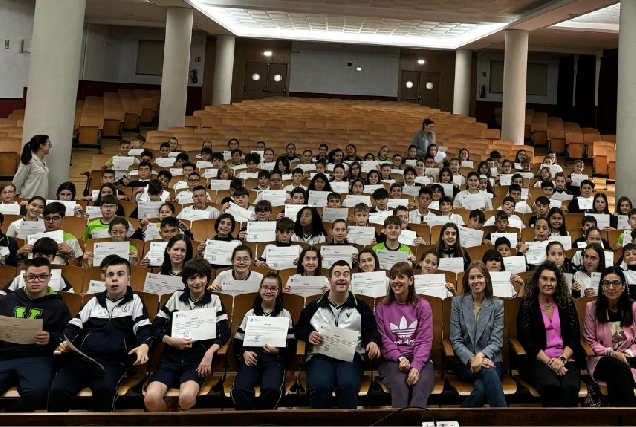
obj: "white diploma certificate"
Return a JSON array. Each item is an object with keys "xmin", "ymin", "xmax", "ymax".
[
  {"xmin": 86, "ymin": 280, "xmax": 106, "ymax": 293},
  {"xmin": 343, "ymin": 195, "xmax": 371, "ymax": 207},
  {"xmin": 155, "ymin": 157, "xmax": 176, "ymax": 167},
  {"xmin": 284, "ymin": 204, "xmax": 308, "ymax": 220},
  {"xmin": 503, "ymin": 256, "xmax": 527, "ymax": 274},
  {"xmin": 461, "ymin": 193, "xmax": 486, "ymax": 210},
  {"xmin": 308, "ymin": 190, "xmax": 331, "ymax": 207},
  {"xmin": 376, "ymin": 250, "xmax": 410, "ymax": 271},
  {"xmin": 548, "ymin": 235, "xmax": 572, "ymax": 251},
  {"xmin": 260, "ymin": 190, "xmax": 287, "ymax": 207},
  {"xmin": 589, "ymin": 213, "xmax": 610, "ymax": 229},
  {"xmin": 388, "ymin": 199, "xmax": 411, "ymax": 209},
  {"xmin": 617, "ymin": 215, "xmax": 629, "ymax": 230},
  {"xmin": 414, "ymin": 274, "xmax": 449, "ymax": 299},
  {"xmin": 85, "ymin": 206, "xmax": 102, "ymax": 220},
  {"xmin": 0, "ymin": 203, "xmax": 20, "ymax": 215},
  {"xmin": 402, "ymin": 186, "xmax": 421, "ymax": 197},
  {"xmin": 524, "ymin": 241, "xmax": 548, "ymax": 265},
  {"xmin": 0, "ymin": 316, "xmax": 43, "ymax": 344},
  {"xmin": 330, "ymin": 181, "xmax": 350, "ymax": 194},
  {"xmin": 196, "ymin": 161, "xmax": 213, "ymax": 169},
  {"xmin": 138, "ymin": 201, "xmax": 163, "ymax": 219},
  {"xmin": 604, "ymin": 251, "xmax": 615, "ymax": 268},
  {"xmin": 208, "ymin": 180, "xmax": 232, "ymax": 191},
  {"xmin": 587, "ymin": 272, "xmax": 602, "ymax": 296},
  {"xmin": 490, "ymin": 232, "xmax": 518, "ymax": 247},
  {"xmin": 315, "ymin": 324, "xmax": 359, "ymax": 362},
  {"xmin": 351, "ymin": 271, "xmax": 387, "ymax": 298},
  {"xmin": 93, "ymin": 241, "xmax": 129, "ymax": 266},
  {"xmin": 143, "ymin": 273, "xmax": 184, "ymax": 295},
  {"xmin": 287, "ymin": 275, "xmax": 326, "ymax": 298},
  {"xmin": 27, "ymin": 229, "xmax": 64, "ymax": 245},
  {"xmin": 17, "ymin": 221, "xmax": 44, "ymax": 239},
  {"xmin": 398, "ymin": 229, "xmax": 417, "ymax": 246},
  {"xmin": 111, "ymin": 156, "xmax": 135, "ymax": 171},
  {"xmin": 490, "ymin": 271, "xmax": 515, "ymax": 298},
  {"xmin": 47, "ymin": 200, "xmax": 77, "ymax": 217},
  {"xmin": 364, "ymin": 184, "xmax": 384, "ymax": 194},
  {"xmin": 264, "ymin": 246, "xmax": 299, "ymax": 270},
  {"xmin": 179, "ymin": 209, "xmax": 211, "ymax": 222},
  {"xmin": 369, "ymin": 210, "xmax": 393, "ymax": 225},
  {"xmin": 245, "ymin": 221, "xmax": 277, "ymax": 243},
  {"xmin": 225, "ymin": 203, "xmax": 253, "ymax": 222},
  {"xmin": 243, "ymin": 316, "xmax": 290, "ymax": 348},
  {"xmin": 172, "ymin": 308, "xmax": 217, "ymax": 341},
  {"xmin": 145, "ymin": 223, "xmax": 161, "ymax": 241},
  {"xmin": 321, "ymin": 245, "xmax": 357, "ymax": 269},
  {"xmin": 219, "ymin": 278, "xmax": 261, "ymax": 295},
  {"xmin": 347, "ymin": 226, "xmax": 376, "ymax": 245},
  {"xmin": 145, "ymin": 241, "xmax": 168, "ymax": 267},
  {"xmin": 322, "ymin": 207, "xmax": 350, "ymax": 223},
  {"xmin": 438, "ymin": 257, "xmax": 464, "ymax": 273},
  {"xmin": 204, "ymin": 240, "xmax": 240, "ymax": 265},
  {"xmin": 577, "ymin": 197, "xmax": 594, "ymax": 210},
  {"xmin": 203, "ymin": 168, "xmax": 218, "ymax": 179},
  {"xmin": 459, "ymin": 226, "xmax": 484, "ymax": 248},
  {"xmin": 570, "ymin": 174, "xmax": 589, "ymax": 187}
]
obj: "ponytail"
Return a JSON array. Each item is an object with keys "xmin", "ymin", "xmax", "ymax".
[{"xmin": 20, "ymin": 135, "xmax": 49, "ymax": 165}]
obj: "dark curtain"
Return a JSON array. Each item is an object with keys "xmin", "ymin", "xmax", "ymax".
[
  {"xmin": 556, "ymin": 55, "xmax": 574, "ymax": 121},
  {"xmin": 574, "ymin": 54, "xmax": 597, "ymax": 127},
  {"xmin": 597, "ymin": 49, "xmax": 618, "ymax": 134}
]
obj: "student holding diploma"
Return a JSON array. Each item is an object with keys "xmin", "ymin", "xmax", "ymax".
[
  {"xmin": 0, "ymin": 258, "xmax": 71, "ymax": 412},
  {"xmin": 286, "ymin": 245, "xmax": 329, "ymax": 294},
  {"xmin": 48, "ymin": 256, "xmax": 152, "ymax": 412},
  {"xmin": 294, "ymin": 260, "xmax": 381, "ymax": 409},
  {"xmin": 158, "ymin": 234, "xmax": 194, "ymax": 277},
  {"xmin": 375, "ymin": 262, "xmax": 435, "ymax": 408},
  {"xmin": 209, "ymin": 245, "xmax": 263, "ymax": 293},
  {"xmin": 231, "ymin": 274, "xmax": 296, "ymax": 410},
  {"xmin": 144, "ymin": 259, "xmax": 230, "ymax": 412},
  {"xmin": 450, "ymin": 262, "xmax": 507, "ymax": 407}
]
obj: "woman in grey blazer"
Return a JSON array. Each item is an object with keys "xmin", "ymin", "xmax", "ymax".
[{"xmin": 450, "ymin": 261, "xmax": 507, "ymax": 407}]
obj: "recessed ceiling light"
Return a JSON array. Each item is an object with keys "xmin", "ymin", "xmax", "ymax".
[
  {"xmin": 263, "ymin": 50, "xmax": 272, "ymax": 57},
  {"xmin": 418, "ymin": 59, "xmax": 425, "ymax": 65},
  {"xmin": 356, "ymin": 67, "xmax": 362, "ymax": 71}
]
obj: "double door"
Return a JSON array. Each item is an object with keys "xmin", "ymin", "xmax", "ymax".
[
  {"xmin": 400, "ymin": 70, "xmax": 440, "ymax": 108},
  {"xmin": 243, "ymin": 62, "xmax": 288, "ymax": 100}
]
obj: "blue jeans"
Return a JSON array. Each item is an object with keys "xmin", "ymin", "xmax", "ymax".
[
  {"xmin": 0, "ymin": 356, "xmax": 55, "ymax": 412},
  {"xmin": 306, "ymin": 354, "xmax": 363, "ymax": 409},
  {"xmin": 454, "ymin": 361, "xmax": 507, "ymax": 407}
]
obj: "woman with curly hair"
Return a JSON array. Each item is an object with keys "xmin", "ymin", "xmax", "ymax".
[{"xmin": 516, "ymin": 260, "xmax": 584, "ymax": 407}]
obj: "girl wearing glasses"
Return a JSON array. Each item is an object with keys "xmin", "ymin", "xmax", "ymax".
[
  {"xmin": 231, "ymin": 273, "xmax": 296, "ymax": 410},
  {"xmin": 208, "ymin": 245, "xmax": 262, "ymax": 293},
  {"xmin": 82, "ymin": 217, "xmax": 139, "ymax": 268},
  {"xmin": 583, "ymin": 266, "xmax": 636, "ymax": 407}
]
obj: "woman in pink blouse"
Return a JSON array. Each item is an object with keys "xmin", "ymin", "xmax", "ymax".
[
  {"xmin": 517, "ymin": 260, "xmax": 584, "ymax": 407},
  {"xmin": 375, "ymin": 262, "xmax": 435, "ymax": 408},
  {"xmin": 583, "ymin": 266, "xmax": 636, "ymax": 406}
]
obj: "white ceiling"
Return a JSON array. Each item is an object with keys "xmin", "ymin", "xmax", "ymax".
[{"xmin": 81, "ymin": 0, "xmax": 622, "ymax": 53}]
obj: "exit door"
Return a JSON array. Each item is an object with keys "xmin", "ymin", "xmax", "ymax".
[
  {"xmin": 400, "ymin": 70, "xmax": 440, "ymax": 109},
  {"xmin": 244, "ymin": 62, "xmax": 288, "ymax": 100}
]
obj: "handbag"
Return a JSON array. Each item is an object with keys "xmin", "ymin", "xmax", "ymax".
[{"xmin": 582, "ymin": 380, "xmax": 604, "ymax": 407}]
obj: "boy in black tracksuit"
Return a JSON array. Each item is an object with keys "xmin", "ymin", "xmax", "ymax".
[
  {"xmin": 47, "ymin": 256, "xmax": 152, "ymax": 412},
  {"xmin": 0, "ymin": 257, "xmax": 71, "ymax": 411}
]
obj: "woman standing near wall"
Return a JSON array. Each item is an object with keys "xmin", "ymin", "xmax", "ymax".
[{"xmin": 13, "ymin": 134, "xmax": 51, "ymax": 198}]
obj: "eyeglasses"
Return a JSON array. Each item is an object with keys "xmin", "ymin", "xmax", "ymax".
[
  {"xmin": 24, "ymin": 274, "xmax": 51, "ymax": 282},
  {"xmin": 261, "ymin": 286, "xmax": 279, "ymax": 293},
  {"xmin": 188, "ymin": 178, "xmax": 200, "ymax": 183},
  {"xmin": 602, "ymin": 281, "xmax": 622, "ymax": 288},
  {"xmin": 43, "ymin": 216, "xmax": 62, "ymax": 222}
]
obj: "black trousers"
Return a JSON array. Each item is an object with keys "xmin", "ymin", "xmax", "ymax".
[
  {"xmin": 231, "ymin": 360, "xmax": 285, "ymax": 410},
  {"xmin": 593, "ymin": 356, "xmax": 636, "ymax": 407},
  {"xmin": 520, "ymin": 360, "xmax": 581, "ymax": 407},
  {"xmin": 47, "ymin": 356, "xmax": 127, "ymax": 412}
]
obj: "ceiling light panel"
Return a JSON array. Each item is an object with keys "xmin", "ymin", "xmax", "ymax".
[{"xmin": 552, "ymin": 3, "xmax": 620, "ymax": 32}]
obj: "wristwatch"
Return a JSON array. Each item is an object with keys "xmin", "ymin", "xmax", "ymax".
[{"xmin": 559, "ymin": 355, "xmax": 567, "ymax": 363}]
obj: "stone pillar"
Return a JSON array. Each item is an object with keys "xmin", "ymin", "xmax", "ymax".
[
  {"xmin": 21, "ymin": 0, "xmax": 85, "ymax": 199},
  {"xmin": 453, "ymin": 49, "xmax": 471, "ymax": 116},
  {"xmin": 616, "ymin": 0, "xmax": 636, "ymax": 200},
  {"xmin": 158, "ymin": 7, "xmax": 193, "ymax": 130},
  {"xmin": 501, "ymin": 30, "xmax": 529, "ymax": 145},
  {"xmin": 212, "ymin": 35, "xmax": 235, "ymax": 105}
]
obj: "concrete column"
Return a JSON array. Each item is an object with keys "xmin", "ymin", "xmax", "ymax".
[
  {"xmin": 501, "ymin": 30, "xmax": 529, "ymax": 145},
  {"xmin": 616, "ymin": 0, "xmax": 636, "ymax": 201},
  {"xmin": 158, "ymin": 7, "xmax": 193, "ymax": 130},
  {"xmin": 452, "ymin": 49, "xmax": 472, "ymax": 116},
  {"xmin": 212, "ymin": 35, "xmax": 235, "ymax": 105},
  {"xmin": 21, "ymin": 0, "xmax": 85, "ymax": 199}
]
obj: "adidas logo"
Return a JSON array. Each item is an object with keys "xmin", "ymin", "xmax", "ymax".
[{"xmin": 389, "ymin": 316, "xmax": 418, "ymax": 339}]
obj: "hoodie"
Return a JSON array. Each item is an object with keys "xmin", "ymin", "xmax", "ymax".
[{"xmin": 0, "ymin": 287, "xmax": 71, "ymax": 360}]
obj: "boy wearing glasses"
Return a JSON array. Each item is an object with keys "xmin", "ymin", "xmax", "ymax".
[
  {"xmin": 39, "ymin": 202, "xmax": 83, "ymax": 266},
  {"xmin": 2, "ymin": 237, "xmax": 74, "ymax": 294},
  {"xmin": 83, "ymin": 195, "xmax": 120, "ymax": 240},
  {"xmin": 295, "ymin": 260, "xmax": 381, "ymax": 409},
  {"xmin": 144, "ymin": 258, "xmax": 230, "ymax": 412},
  {"xmin": 0, "ymin": 257, "xmax": 71, "ymax": 412},
  {"xmin": 48, "ymin": 256, "xmax": 152, "ymax": 412}
]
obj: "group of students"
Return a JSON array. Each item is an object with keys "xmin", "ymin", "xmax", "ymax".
[{"xmin": 1, "ymin": 126, "xmax": 636, "ymax": 411}]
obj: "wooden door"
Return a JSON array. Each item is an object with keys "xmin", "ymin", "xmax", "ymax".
[
  {"xmin": 400, "ymin": 70, "xmax": 420, "ymax": 103},
  {"xmin": 244, "ymin": 62, "xmax": 269, "ymax": 100},
  {"xmin": 419, "ymin": 71, "xmax": 440, "ymax": 109},
  {"xmin": 266, "ymin": 63, "xmax": 288, "ymax": 96}
]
